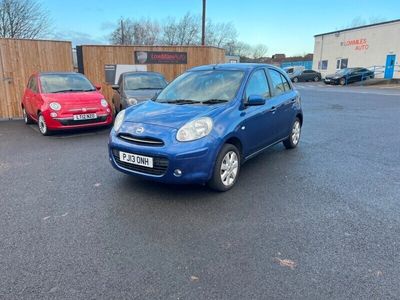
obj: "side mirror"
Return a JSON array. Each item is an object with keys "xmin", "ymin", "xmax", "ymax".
[
  {"xmin": 111, "ymin": 84, "xmax": 119, "ymax": 91},
  {"xmin": 94, "ymin": 83, "xmax": 102, "ymax": 91},
  {"xmin": 246, "ymin": 95, "xmax": 266, "ymax": 106}
]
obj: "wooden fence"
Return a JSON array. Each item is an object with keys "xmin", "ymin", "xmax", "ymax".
[
  {"xmin": 0, "ymin": 42, "xmax": 225, "ymax": 119},
  {"xmin": 0, "ymin": 38, "xmax": 73, "ymax": 119},
  {"xmin": 77, "ymin": 45, "xmax": 225, "ymax": 104}
]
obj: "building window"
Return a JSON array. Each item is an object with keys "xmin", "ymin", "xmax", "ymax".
[
  {"xmin": 320, "ymin": 60, "xmax": 328, "ymax": 70},
  {"xmin": 340, "ymin": 58, "xmax": 348, "ymax": 69},
  {"xmin": 336, "ymin": 58, "xmax": 348, "ymax": 70}
]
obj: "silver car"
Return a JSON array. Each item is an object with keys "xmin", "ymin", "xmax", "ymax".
[{"xmin": 112, "ymin": 71, "xmax": 168, "ymax": 113}]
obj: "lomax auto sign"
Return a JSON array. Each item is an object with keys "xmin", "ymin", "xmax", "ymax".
[{"xmin": 340, "ymin": 39, "xmax": 369, "ymax": 51}]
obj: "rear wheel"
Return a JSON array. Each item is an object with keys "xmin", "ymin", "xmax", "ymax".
[
  {"xmin": 314, "ymin": 76, "xmax": 320, "ymax": 82},
  {"xmin": 339, "ymin": 78, "xmax": 346, "ymax": 86},
  {"xmin": 38, "ymin": 113, "xmax": 51, "ymax": 136},
  {"xmin": 208, "ymin": 144, "xmax": 240, "ymax": 192},
  {"xmin": 22, "ymin": 107, "xmax": 33, "ymax": 124},
  {"xmin": 283, "ymin": 118, "xmax": 301, "ymax": 149}
]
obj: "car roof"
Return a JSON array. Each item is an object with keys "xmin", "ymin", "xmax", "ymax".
[
  {"xmin": 188, "ymin": 63, "xmax": 280, "ymax": 72},
  {"xmin": 38, "ymin": 72, "xmax": 83, "ymax": 76},
  {"xmin": 121, "ymin": 71, "xmax": 164, "ymax": 77}
]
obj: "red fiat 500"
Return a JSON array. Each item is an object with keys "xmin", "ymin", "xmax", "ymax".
[{"xmin": 21, "ymin": 72, "xmax": 113, "ymax": 135}]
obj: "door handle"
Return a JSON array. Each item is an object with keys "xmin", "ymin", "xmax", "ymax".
[
  {"xmin": 290, "ymin": 98, "xmax": 296, "ymax": 102},
  {"xmin": 269, "ymin": 106, "xmax": 277, "ymax": 112}
]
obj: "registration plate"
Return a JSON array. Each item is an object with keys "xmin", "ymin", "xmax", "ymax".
[
  {"xmin": 119, "ymin": 151, "xmax": 153, "ymax": 168},
  {"xmin": 73, "ymin": 113, "xmax": 97, "ymax": 120}
]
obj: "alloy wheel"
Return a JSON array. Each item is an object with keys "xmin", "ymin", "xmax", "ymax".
[
  {"xmin": 220, "ymin": 151, "xmax": 239, "ymax": 186},
  {"xmin": 292, "ymin": 120, "xmax": 301, "ymax": 145},
  {"xmin": 38, "ymin": 115, "xmax": 47, "ymax": 134}
]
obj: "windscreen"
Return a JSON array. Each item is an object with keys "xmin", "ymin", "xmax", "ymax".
[
  {"xmin": 156, "ymin": 70, "xmax": 244, "ymax": 103},
  {"xmin": 40, "ymin": 73, "xmax": 95, "ymax": 93},
  {"xmin": 335, "ymin": 68, "xmax": 352, "ymax": 76},
  {"xmin": 124, "ymin": 74, "xmax": 166, "ymax": 90}
]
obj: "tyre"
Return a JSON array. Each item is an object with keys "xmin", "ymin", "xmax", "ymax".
[
  {"xmin": 22, "ymin": 107, "xmax": 33, "ymax": 124},
  {"xmin": 208, "ymin": 144, "xmax": 240, "ymax": 192},
  {"xmin": 38, "ymin": 113, "xmax": 51, "ymax": 136},
  {"xmin": 339, "ymin": 78, "xmax": 346, "ymax": 86},
  {"xmin": 292, "ymin": 77, "xmax": 299, "ymax": 83},
  {"xmin": 283, "ymin": 118, "xmax": 301, "ymax": 149},
  {"xmin": 314, "ymin": 76, "xmax": 320, "ymax": 82}
]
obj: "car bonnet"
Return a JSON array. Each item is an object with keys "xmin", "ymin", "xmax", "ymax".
[{"xmin": 123, "ymin": 100, "xmax": 225, "ymax": 129}]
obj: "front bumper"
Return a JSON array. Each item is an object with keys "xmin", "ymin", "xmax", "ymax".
[
  {"xmin": 44, "ymin": 111, "xmax": 113, "ymax": 130},
  {"xmin": 324, "ymin": 78, "xmax": 339, "ymax": 84},
  {"xmin": 108, "ymin": 126, "xmax": 220, "ymax": 184}
]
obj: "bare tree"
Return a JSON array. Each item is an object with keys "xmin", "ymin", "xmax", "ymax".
[
  {"xmin": 133, "ymin": 18, "xmax": 160, "ymax": 45},
  {"xmin": 224, "ymin": 40, "xmax": 251, "ymax": 57},
  {"xmin": 161, "ymin": 17, "xmax": 178, "ymax": 45},
  {"xmin": 110, "ymin": 18, "xmax": 135, "ymax": 45},
  {"xmin": 206, "ymin": 20, "xmax": 237, "ymax": 48},
  {"xmin": 0, "ymin": 0, "xmax": 50, "ymax": 39},
  {"xmin": 108, "ymin": 11, "xmax": 266, "ymax": 59},
  {"xmin": 252, "ymin": 43, "xmax": 268, "ymax": 59},
  {"xmin": 175, "ymin": 12, "xmax": 200, "ymax": 45},
  {"xmin": 110, "ymin": 18, "xmax": 160, "ymax": 45}
]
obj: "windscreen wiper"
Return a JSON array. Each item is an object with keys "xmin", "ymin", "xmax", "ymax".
[
  {"xmin": 201, "ymin": 99, "xmax": 228, "ymax": 104},
  {"xmin": 52, "ymin": 89, "xmax": 94, "ymax": 93},
  {"xmin": 132, "ymin": 87, "xmax": 161, "ymax": 90},
  {"xmin": 164, "ymin": 99, "xmax": 199, "ymax": 104}
]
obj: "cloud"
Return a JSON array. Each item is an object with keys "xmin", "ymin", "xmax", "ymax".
[{"xmin": 48, "ymin": 30, "xmax": 108, "ymax": 46}]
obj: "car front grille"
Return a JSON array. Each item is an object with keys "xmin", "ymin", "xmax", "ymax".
[
  {"xmin": 58, "ymin": 116, "xmax": 107, "ymax": 126},
  {"xmin": 112, "ymin": 149, "xmax": 168, "ymax": 176},
  {"xmin": 118, "ymin": 133, "xmax": 164, "ymax": 146}
]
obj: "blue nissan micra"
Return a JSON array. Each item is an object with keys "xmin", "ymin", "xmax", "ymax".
[{"xmin": 109, "ymin": 63, "xmax": 303, "ymax": 191}]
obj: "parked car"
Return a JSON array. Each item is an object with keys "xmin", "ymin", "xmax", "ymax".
[
  {"xmin": 108, "ymin": 64, "xmax": 303, "ymax": 191},
  {"xmin": 21, "ymin": 72, "xmax": 112, "ymax": 135},
  {"xmin": 283, "ymin": 66, "xmax": 304, "ymax": 76},
  {"xmin": 324, "ymin": 68, "xmax": 374, "ymax": 85},
  {"xmin": 112, "ymin": 71, "xmax": 168, "ymax": 113},
  {"xmin": 290, "ymin": 69, "xmax": 322, "ymax": 83}
]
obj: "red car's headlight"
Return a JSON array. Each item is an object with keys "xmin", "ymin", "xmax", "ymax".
[
  {"xmin": 101, "ymin": 99, "xmax": 108, "ymax": 108},
  {"xmin": 49, "ymin": 102, "xmax": 61, "ymax": 111}
]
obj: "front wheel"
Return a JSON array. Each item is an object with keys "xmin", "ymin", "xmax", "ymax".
[
  {"xmin": 339, "ymin": 78, "xmax": 346, "ymax": 86},
  {"xmin": 38, "ymin": 113, "xmax": 51, "ymax": 136},
  {"xmin": 283, "ymin": 118, "xmax": 301, "ymax": 149},
  {"xmin": 292, "ymin": 77, "xmax": 299, "ymax": 83},
  {"xmin": 314, "ymin": 76, "xmax": 320, "ymax": 82},
  {"xmin": 208, "ymin": 144, "xmax": 241, "ymax": 192}
]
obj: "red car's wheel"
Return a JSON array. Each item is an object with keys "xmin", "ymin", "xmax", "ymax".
[
  {"xmin": 22, "ymin": 107, "xmax": 34, "ymax": 124},
  {"xmin": 38, "ymin": 113, "xmax": 51, "ymax": 136}
]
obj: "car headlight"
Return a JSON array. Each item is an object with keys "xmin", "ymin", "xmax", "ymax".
[
  {"xmin": 101, "ymin": 99, "xmax": 108, "ymax": 107},
  {"xmin": 113, "ymin": 109, "xmax": 125, "ymax": 131},
  {"xmin": 176, "ymin": 117, "xmax": 213, "ymax": 142},
  {"xmin": 127, "ymin": 98, "xmax": 138, "ymax": 106},
  {"xmin": 49, "ymin": 102, "xmax": 61, "ymax": 111}
]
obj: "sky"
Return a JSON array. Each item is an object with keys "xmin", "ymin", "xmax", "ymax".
[{"xmin": 43, "ymin": 0, "xmax": 399, "ymax": 56}]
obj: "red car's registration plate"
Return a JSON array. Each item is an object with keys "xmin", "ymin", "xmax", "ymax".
[{"xmin": 73, "ymin": 113, "xmax": 97, "ymax": 120}]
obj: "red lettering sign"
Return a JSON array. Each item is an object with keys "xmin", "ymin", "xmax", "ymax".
[{"xmin": 340, "ymin": 38, "xmax": 369, "ymax": 51}]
